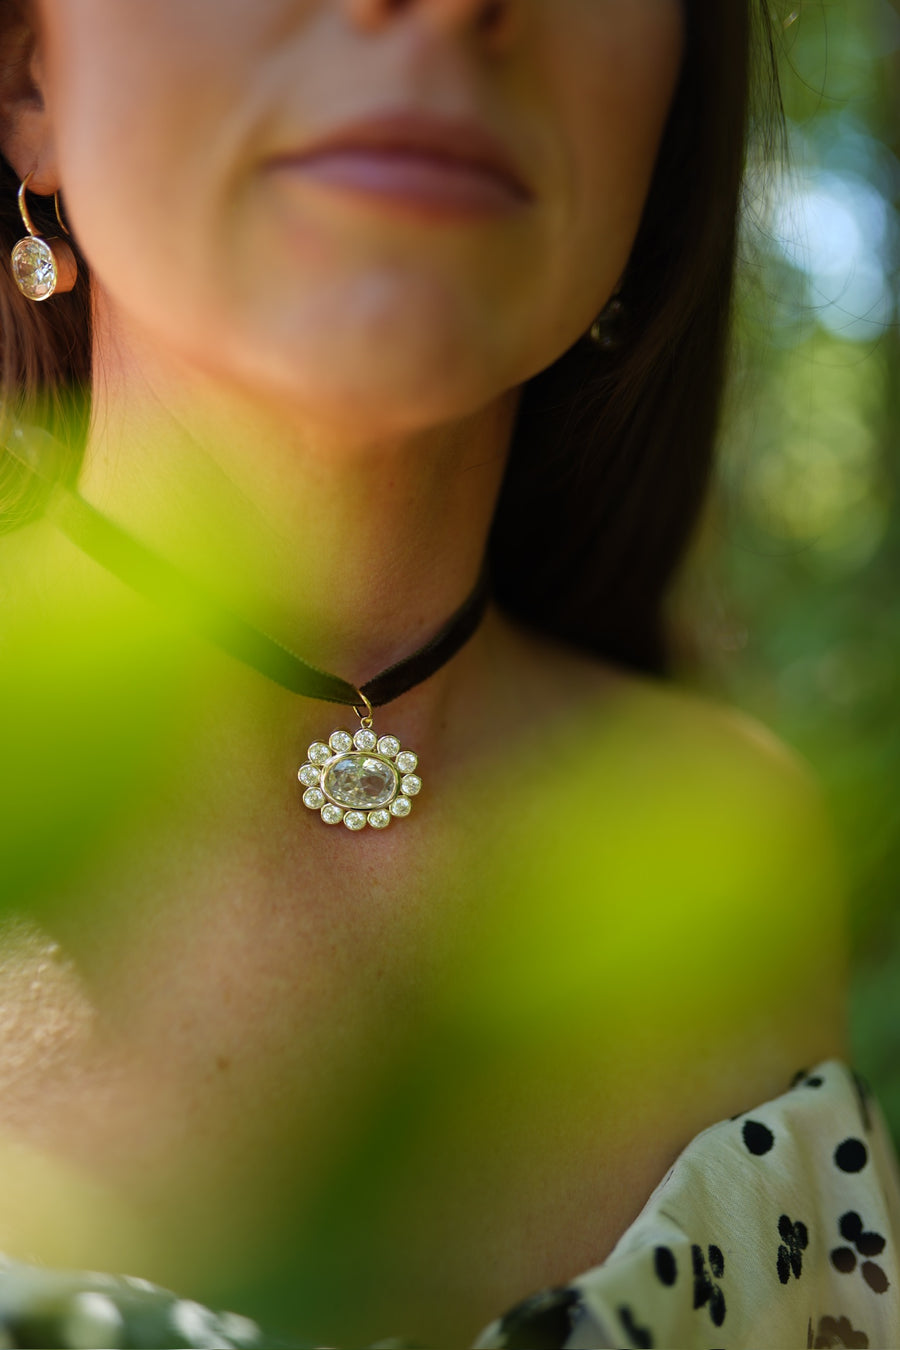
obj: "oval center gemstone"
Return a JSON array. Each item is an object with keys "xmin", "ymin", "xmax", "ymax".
[{"xmin": 323, "ymin": 755, "xmax": 398, "ymax": 810}]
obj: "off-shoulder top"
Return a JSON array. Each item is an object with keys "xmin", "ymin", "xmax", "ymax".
[{"xmin": 0, "ymin": 1061, "xmax": 895, "ymax": 1349}]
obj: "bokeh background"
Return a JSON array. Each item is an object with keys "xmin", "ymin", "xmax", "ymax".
[
  {"xmin": 684, "ymin": 0, "xmax": 900, "ymax": 1139},
  {"xmin": 0, "ymin": 6, "xmax": 893, "ymax": 1336}
]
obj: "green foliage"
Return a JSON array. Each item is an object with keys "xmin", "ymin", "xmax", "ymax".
[{"xmin": 688, "ymin": 0, "xmax": 900, "ymax": 1137}]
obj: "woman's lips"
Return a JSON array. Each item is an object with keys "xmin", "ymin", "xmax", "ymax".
[{"xmin": 271, "ymin": 148, "xmax": 529, "ymax": 220}]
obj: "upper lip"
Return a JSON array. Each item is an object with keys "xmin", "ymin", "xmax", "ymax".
[{"xmin": 276, "ymin": 109, "xmax": 533, "ymax": 200}]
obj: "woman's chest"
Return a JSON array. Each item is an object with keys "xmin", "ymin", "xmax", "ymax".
[
  {"xmin": 0, "ymin": 782, "xmax": 821, "ymax": 1346},
  {"xmin": 0, "ymin": 826, "xmax": 684, "ymax": 1343}
]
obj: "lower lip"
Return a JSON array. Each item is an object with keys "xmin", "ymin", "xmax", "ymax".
[{"xmin": 270, "ymin": 149, "xmax": 528, "ymax": 221}]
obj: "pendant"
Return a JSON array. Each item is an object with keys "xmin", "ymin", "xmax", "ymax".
[{"xmin": 297, "ymin": 717, "xmax": 422, "ymax": 831}]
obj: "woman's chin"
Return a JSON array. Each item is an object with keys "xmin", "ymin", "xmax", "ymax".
[{"xmin": 224, "ymin": 341, "xmax": 516, "ymax": 438}]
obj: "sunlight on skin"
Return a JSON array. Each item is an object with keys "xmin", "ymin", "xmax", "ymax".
[
  {"xmin": 0, "ymin": 1131, "xmax": 152, "ymax": 1279},
  {"xmin": 0, "ymin": 0, "xmax": 860, "ymax": 1342},
  {"xmin": 0, "ymin": 568, "xmax": 846, "ymax": 1341}
]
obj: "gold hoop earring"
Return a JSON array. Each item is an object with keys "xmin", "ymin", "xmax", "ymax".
[{"xmin": 10, "ymin": 171, "xmax": 78, "ymax": 302}]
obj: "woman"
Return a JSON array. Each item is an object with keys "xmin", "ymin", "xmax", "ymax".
[{"xmin": 0, "ymin": 0, "xmax": 895, "ymax": 1346}]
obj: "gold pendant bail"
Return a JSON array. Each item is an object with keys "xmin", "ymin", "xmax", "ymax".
[{"xmin": 353, "ymin": 689, "xmax": 374, "ymax": 730}]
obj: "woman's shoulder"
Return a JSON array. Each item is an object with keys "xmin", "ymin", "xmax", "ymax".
[
  {"xmin": 497, "ymin": 608, "xmax": 815, "ymax": 766},
  {"xmin": 606, "ymin": 664, "xmax": 818, "ymax": 793},
  {"xmin": 472, "ymin": 616, "xmax": 848, "ymax": 1120},
  {"xmin": 569, "ymin": 637, "xmax": 820, "ymax": 794},
  {"xmin": 585, "ymin": 663, "xmax": 844, "ymax": 932},
  {"xmin": 494, "ymin": 613, "xmax": 839, "ymax": 875}
]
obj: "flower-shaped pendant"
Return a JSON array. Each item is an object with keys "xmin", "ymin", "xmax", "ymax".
[{"xmin": 297, "ymin": 726, "xmax": 421, "ymax": 831}]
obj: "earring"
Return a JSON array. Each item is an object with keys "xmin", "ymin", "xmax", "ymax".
[
  {"xmin": 588, "ymin": 286, "xmax": 626, "ymax": 352},
  {"xmin": 10, "ymin": 171, "xmax": 78, "ymax": 302}
]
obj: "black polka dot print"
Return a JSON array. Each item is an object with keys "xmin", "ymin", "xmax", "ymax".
[
  {"xmin": 831, "ymin": 1246, "xmax": 858, "ymax": 1274},
  {"xmin": 691, "ymin": 1244, "xmax": 726, "ymax": 1328},
  {"xmin": 777, "ymin": 1215, "xmax": 809, "ymax": 1284},
  {"xmin": 829, "ymin": 1209, "xmax": 890, "ymax": 1295},
  {"xmin": 810, "ymin": 1314, "xmax": 869, "ymax": 1348},
  {"xmin": 618, "ymin": 1304, "xmax": 654, "ymax": 1349},
  {"xmin": 835, "ymin": 1139, "xmax": 869, "ymax": 1173},
  {"xmin": 863, "ymin": 1261, "xmax": 890, "ymax": 1294},
  {"xmin": 742, "ymin": 1120, "xmax": 775, "ymax": 1156},
  {"xmin": 494, "ymin": 1288, "xmax": 584, "ymax": 1349},
  {"xmin": 840, "ymin": 1211, "xmax": 886, "ymax": 1257},
  {"xmin": 653, "ymin": 1247, "xmax": 677, "ymax": 1287}
]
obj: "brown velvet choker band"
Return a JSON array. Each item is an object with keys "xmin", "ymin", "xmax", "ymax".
[{"xmin": 10, "ymin": 426, "xmax": 491, "ymax": 834}]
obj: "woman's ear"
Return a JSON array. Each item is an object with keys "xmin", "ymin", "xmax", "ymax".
[{"xmin": 0, "ymin": 12, "xmax": 59, "ymax": 193}]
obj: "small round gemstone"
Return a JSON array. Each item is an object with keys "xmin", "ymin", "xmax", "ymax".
[
  {"xmin": 344, "ymin": 811, "xmax": 367, "ymax": 832},
  {"xmin": 390, "ymin": 797, "xmax": 412, "ymax": 818},
  {"xmin": 401, "ymin": 774, "xmax": 422, "ymax": 797},
  {"xmin": 298, "ymin": 764, "xmax": 320, "ymax": 788},
  {"xmin": 368, "ymin": 810, "xmax": 391, "ymax": 830},
  {"xmin": 303, "ymin": 787, "xmax": 325, "ymax": 811},
  {"xmin": 308, "ymin": 742, "xmax": 331, "ymax": 766},
  {"xmin": 321, "ymin": 804, "xmax": 344, "ymax": 826},
  {"xmin": 396, "ymin": 751, "xmax": 418, "ymax": 774},
  {"xmin": 377, "ymin": 736, "xmax": 401, "ymax": 759},
  {"xmin": 329, "ymin": 730, "xmax": 354, "ymax": 754},
  {"xmin": 323, "ymin": 755, "xmax": 398, "ymax": 810},
  {"xmin": 354, "ymin": 728, "xmax": 378, "ymax": 752}
]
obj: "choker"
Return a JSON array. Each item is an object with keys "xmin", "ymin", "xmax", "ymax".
[{"xmin": 9, "ymin": 428, "xmax": 490, "ymax": 835}]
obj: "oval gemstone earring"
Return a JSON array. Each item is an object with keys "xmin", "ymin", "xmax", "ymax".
[{"xmin": 11, "ymin": 171, "xmax": 78, "ymax": 301}]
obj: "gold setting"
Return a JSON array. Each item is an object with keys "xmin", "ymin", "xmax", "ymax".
[{"xmin": 297, "ymin": 717, "xmax": 421, "ymax": 831}]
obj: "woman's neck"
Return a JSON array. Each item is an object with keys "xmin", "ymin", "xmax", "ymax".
[{"xmin": 78, "ymin": 307, "xmax": 520, "ymax": 695}]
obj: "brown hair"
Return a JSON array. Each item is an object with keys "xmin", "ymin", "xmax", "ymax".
[
  {"xmin": 491, "ymin": 0, "xmax": 782, "ymax": 674},
  {"xmin": 0, "ymin": 0, "xmax": 91, "ymax": 522},
  {"xmin": 0, "ymin": 0, "xmax": 780, "ymax": 672}
]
